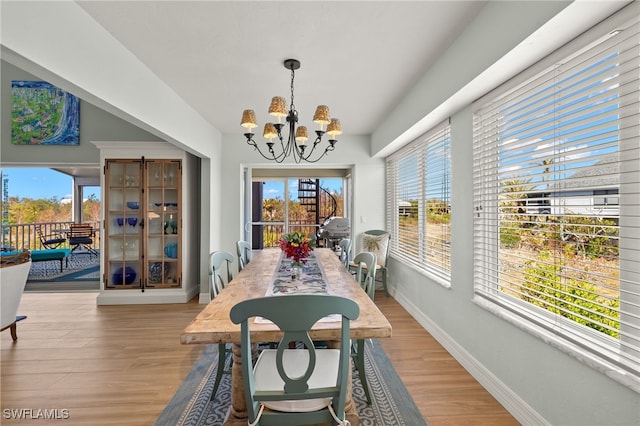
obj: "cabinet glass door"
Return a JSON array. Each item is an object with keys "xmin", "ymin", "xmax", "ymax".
[
  {"xmin": 145, "ymin": 160, "xmax": 181, "ymax": 288},
  {"xmin": 105, "ymin": 160, "xmax": 143, "ymax": 288}
]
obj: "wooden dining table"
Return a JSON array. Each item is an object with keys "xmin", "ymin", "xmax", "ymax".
[{"xmin": 180, "ymin": 247, "xmax": 392, "ymax": 425}]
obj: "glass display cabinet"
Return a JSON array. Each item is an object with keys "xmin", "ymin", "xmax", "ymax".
[
  {"xmin": 104, "ymin": 159, "xmax": 182, "ymax": 290},
  {"xmin": 94, "ymin": 140, "xmax": 199, "ymax": 305}
]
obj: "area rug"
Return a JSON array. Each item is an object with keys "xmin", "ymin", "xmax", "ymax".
[
  {"xmin": 155, "ymin": 339, "xmax": 426, "ymax": 426},
  {"xmin": 27, "ymin": 251, "xmax": 100, "ymax": 282},
  {"xmin": 25, "ymin": 251, "xmax": 100, "ymax": 291}
]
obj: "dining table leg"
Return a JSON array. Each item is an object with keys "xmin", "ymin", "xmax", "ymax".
[
  {"xmin": 344, "ymin": 363, "xmax": 359, "ymax": 426},
  {"xmin": 224, "ymin": 342, "xmax": 249, "ymax": 425}
]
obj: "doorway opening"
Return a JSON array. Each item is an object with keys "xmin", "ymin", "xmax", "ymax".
[
  {"xmin": 249, "ymin": 176, "xmax": 348, "ymax": 249},
  {"xmin": 1, "ymin": 167, "xmax": 101, "ymax": 290}
]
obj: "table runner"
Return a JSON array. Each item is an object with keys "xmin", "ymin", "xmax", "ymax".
[
  {"xmin": 259, "ymin": 251, "xmax": 338, "ymax": 323},
  {"xmin": 265, "ymin": 251, "xmax": 331, "ymax": 296}
]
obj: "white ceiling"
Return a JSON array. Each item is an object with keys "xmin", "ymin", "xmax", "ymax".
[{"xmin": 76, "ymin": 1, "xmax": 487, "ymax": 136}]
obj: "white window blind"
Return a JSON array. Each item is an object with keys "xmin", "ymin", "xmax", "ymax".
[
  {"xmin": 473, "ymin": 6, "xmax": 639, "ymax": 391},
  {"xmin": 386, "ymin": 120, "xmax": 451, "ymax": 284}
]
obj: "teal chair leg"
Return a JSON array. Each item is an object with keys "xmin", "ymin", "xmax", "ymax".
[
  {"xmin": 354, "ymin": 339, "xmax": 372, "ymax": 405},
  {"xmin": 210, "ymin": 343, "xmax": 231, "ymax": 401},
  {"xmin": 380, "ymin": 268, "xmax": 389, "ymax": 296}
]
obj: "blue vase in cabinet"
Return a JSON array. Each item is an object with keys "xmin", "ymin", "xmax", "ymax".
[{"xmin": 113, "ymin": 266, "xmax": 137, "ymax": 285}]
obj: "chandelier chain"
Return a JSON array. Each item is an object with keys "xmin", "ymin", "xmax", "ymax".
[{"xmin": 289, "ymin": 67, "xmax": 296, "ymax": 112}]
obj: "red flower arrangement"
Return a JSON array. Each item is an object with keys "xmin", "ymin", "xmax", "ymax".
[{"xmin": 278, "ymin": 231, "xmax": 315, "ymax": 266}]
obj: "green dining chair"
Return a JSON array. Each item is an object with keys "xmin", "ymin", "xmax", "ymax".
[
  {"xmin": 230, "ymin": 294, "xmax": 359, "ymax": 426},
  {"xmin": 236, "ymin": 240, "xmax": 252, "ymax": 271},
  {"xmin": 208, "ymin": 250, "xmax": 235, "ymax": 401},
  {"xmin": 209, "ymin": 250, "xmax": 234, "ymax": 300},
  {"xmin": 338, "ymin": 238, "xmax": 351, "ymax": 267},
  {"xmin": 352, "ymin": 252, "xmax": 377, "ymax": 301},
  {"xmin": 351, "ymin": 251, "xmax": 377, "ymax": 405},
  {"xmin": 349, "ymin": 229, "xmax": 390, "ymax": 296}
]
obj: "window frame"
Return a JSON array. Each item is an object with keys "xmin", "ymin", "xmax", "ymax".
[
  {"xmin": 386, "ymin": 120, "xmax": 452, "ymax": 287},
  {"xmin": 472, "ymin": 4, "xmax": 639, "ymax": 392}
]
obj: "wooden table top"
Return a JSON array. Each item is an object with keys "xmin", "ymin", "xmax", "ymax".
[{"xmin": 180, "ymin": 248, "xmax": 392, "ymax": 345}]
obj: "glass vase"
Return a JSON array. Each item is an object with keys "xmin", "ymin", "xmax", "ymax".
[{"xmin": 291, "ymin": 263, "xmax": 302, "ymax": 280}]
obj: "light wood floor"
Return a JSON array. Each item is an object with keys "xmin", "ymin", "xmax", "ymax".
[
  {"xmin": 375, "ymin": 295, "xmax": 519, "ymax": 426},
  {"xmin": 1, "ymin": 291, "xmax": 518, "ymax": 425}
]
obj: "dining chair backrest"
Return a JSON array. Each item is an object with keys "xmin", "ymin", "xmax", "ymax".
[
  {"xmin": 236, "ymin": 240, "xmax": 252, "ymax": 271},
  {"xmin": 338, "ymin": 238, "xmax": 351, "ymax": 267},
  {"xmin": 229, "ymin": 294, "xmax": 359, "ymax": 426},
  {"xmin": 352, "ymin": 251, "xmax": 377, "ymax": 301},
  {"xmin": 209, "ymin": 250, "xmax": 234, "ymax": 300}
]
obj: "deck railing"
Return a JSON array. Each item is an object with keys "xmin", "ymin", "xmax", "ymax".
[
  {"xmin": 1, "ymin": 221, "xmax": 101, "ymax": 252},
  {"xmin": 252, "ymin": 222, "xmax": 320, "ymax": 248},
  {"xmin": 2, "ymin": 221, "xmax": 320, "ymax": 252}
]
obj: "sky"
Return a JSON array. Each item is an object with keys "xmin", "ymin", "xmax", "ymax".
[
  {"xmin": 2, "ymin": 168, "xmax": 75, "ymax": 200},
  {"xmin": 2, "ymin": 169, "xmax": 339, "ymax": 202},
  {"xmin": 262, "ymin": 178, "xmax": 342, "ymax": 200}
]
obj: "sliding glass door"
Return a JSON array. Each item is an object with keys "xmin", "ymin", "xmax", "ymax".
[{"xmin": 250, "ymin": 177, "xmax": 345, "ymax": 248}]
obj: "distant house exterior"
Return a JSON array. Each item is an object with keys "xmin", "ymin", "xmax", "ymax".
[
  {"xmin": 398, "ymin": 200, "xmax": 412, "ymax": 216},
  {"xmin": 525, "ymin": 155, "xmax": 619, "ymax": 219}
]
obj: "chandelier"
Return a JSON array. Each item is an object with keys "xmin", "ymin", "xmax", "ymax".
[{"xmin": 240, "ymin": 59, "xmax": 342, "ymax": 163}]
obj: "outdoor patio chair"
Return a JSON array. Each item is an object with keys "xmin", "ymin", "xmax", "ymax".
[
  {"xmin": 68, "ymin": 224, "xmax": 98, "ymax": 256},
  {"xmin": 36, "ymin": 224, "xmax": 66, "ymax": 249}
]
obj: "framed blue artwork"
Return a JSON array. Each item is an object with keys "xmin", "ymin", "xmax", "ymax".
[{"xmin": 11, "ymin": 80, "xmax": 80, "ymax": 145}]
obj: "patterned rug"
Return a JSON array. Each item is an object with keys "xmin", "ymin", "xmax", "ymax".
[
  {"xmin": 155, "ymin": 339, "xmax": 426, "ymax": 426},
  {"xmin": 25, "ymin": 251, "xmax": 100, "ymax": 291},
  {"xmin": 27, "ymin": 251, "xmax": 100, "ymax": 282}
]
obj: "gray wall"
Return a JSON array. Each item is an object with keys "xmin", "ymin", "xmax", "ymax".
[{"xmin": 1, "ymin": 60, "xmax": 162, "ymax": 167}]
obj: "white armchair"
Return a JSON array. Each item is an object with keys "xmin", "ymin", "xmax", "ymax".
[{"xmin": 1, "ymin": 251, "xmax": 31, "ymax": 341}]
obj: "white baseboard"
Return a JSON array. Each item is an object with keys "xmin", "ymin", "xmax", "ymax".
[
  {"xmin": 96, "ymin": 286, "xmax": 199, "ymax": 305},
  {"xmin": 393, "ymin": 291, "xmax": 550, "ymax": 426}
]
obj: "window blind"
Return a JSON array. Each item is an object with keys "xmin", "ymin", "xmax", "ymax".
[
  {"xmin": 473, "ymin": 6, "xmax": 639, "ymax": 391},
  {"xmin": 386, "ymin": 120, "xmax": 451, "ymax": 284}
]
